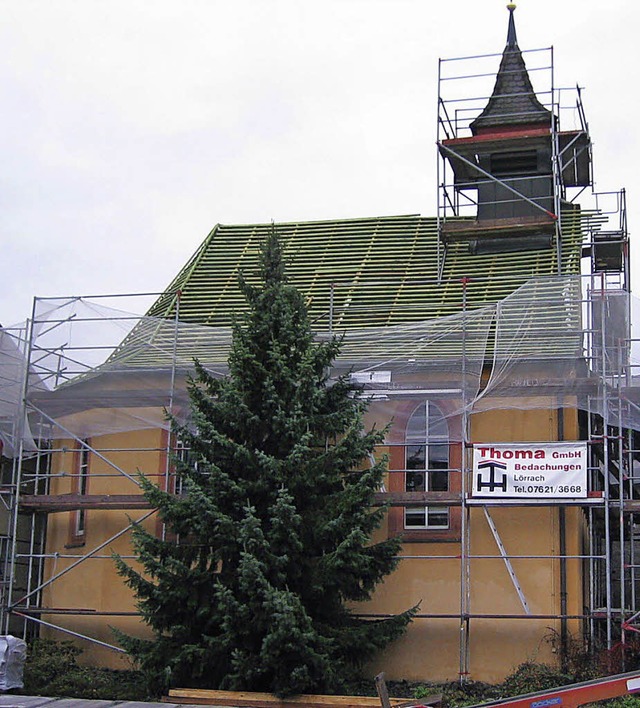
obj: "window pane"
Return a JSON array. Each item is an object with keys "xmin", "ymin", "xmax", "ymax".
[
  {"xmin": 428, "ymin": 444, "xmax": 448, "ymax": 490},
  {"xmin": 406, "ymin": 403, "xmax": 427, "ymax": 440},
  {"xmin": 427, "ymin": 508, "xmax": 449, "ymax": 528},
  {"xmin": 406, "ymin": 444, "xmax": 426, "ymax": 470},
  {"xmin": 79, "ymin": 447, "xmax": 89, "ymax": 495},
  {"xmin": 406, "ymin": 470, "xmax": 425, "ymax": 492},
  {"xmin": 428, "ymin": 404, "xmax": 448, "ymax": 438},
  {"xmin": 405, "ymin": 507, "xmax": 426, "ymax": 527},
  {"xmin": 430, "ymin": 469, "xmax": 449, "ymax": 492},
  {"xmin": 428, "ymin": 443, "xmax": 449, "ymax": 468}
]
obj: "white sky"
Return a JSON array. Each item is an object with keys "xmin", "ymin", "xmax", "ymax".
[{"xmin": 1, "ymin": 0, "xmax": 637, "ymax": 327}]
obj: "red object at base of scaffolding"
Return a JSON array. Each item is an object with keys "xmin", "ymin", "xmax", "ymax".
[{"xmin": 465, "ymin": 669, "xmax": 640, "ymax": 708}]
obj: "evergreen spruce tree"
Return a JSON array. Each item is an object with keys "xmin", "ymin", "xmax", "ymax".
[{"xmin": 114, "ymin": 230, "xmax": 416, "ymax": 697}]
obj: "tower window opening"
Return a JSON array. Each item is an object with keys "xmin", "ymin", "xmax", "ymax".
[{"xmin": 490, "ymin": 150, "xmax": 539, "ymax": 176}]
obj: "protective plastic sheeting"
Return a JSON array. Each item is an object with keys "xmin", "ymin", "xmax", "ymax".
[{"xmin": 3, "ymin": 275, "xmax": 640, "ymax": 456}]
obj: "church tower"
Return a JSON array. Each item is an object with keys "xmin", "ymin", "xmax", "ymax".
[{"xmin": 437, "ymin": 4, "xmax": 593, "ymax": 263}]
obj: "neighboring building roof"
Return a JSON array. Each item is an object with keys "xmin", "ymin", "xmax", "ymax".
[
  {"xmin": 470, "ymin": 5, "xmax": 551, "ymax": 134},
  {"xmin": 146, "ymin": 210, "xmax": 583, "ymax": 332}
]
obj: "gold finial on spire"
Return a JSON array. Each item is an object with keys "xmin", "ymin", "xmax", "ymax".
[{"xmin": 506, "ymin": 2, "xmax": 518, "ymax": 47}]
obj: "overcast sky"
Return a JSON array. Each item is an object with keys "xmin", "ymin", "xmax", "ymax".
[{"xmin": 1, "ymin": 0, "xmax": 637, "ymax": 327}]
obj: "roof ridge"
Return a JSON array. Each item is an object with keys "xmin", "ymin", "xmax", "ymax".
[{"xmin": 216, "ymin": 214, "xmax": 423, "ymax": 229}]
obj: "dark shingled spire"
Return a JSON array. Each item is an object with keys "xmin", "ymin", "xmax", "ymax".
[
  {"xmin": 506, "ymin": 1, "xmax": 517, "ymax": 47},
  {"xmin": 470, "ymin": 3, "xmax": 551, "ymax": 134}
]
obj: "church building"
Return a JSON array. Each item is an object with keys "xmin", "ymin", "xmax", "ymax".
[{"xmin": 0, "ymin": 3, "xmax": 635, "ymax": 685}]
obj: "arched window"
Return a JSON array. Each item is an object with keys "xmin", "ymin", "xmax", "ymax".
[{"xmin": 404, "ymin": 401, "xmax": 449, "ymax": 529}]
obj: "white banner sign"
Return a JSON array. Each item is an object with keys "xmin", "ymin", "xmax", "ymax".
[{"xmin": 472, "ymin": 442, "xmax": 588, "ymax": 499}]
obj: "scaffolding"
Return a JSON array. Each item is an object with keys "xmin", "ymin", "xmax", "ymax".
[
  {"xmin": 430, "ymin": 40, "xmax": 634, "ymax": 676},
  {"xmin": 0, "ymin": 38, "xmax": 635, "ymax": 685},
  {"xmin": 0, "ymin": 255, "xmax": 636, "ymax": 675}
]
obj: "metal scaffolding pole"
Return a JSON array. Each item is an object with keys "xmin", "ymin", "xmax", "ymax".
[
  {"xmin": 459, "ymin": 277, "xmax": 471, "ymax": 682},
  {"xmin": 617, "ymin": 345, "xmax": 627, "ymax": 665},
  {"xmin": 4, "ymin": 301, "xmax": 37, "ymax": 635},
  {"xmin": 600, "ymin": 273, "xmax": 614, "ymax": 649}
]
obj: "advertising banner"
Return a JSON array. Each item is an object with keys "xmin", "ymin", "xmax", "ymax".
[{"xmin": 472, "ymin": 442, "xmax": 588, "ymax": 499}]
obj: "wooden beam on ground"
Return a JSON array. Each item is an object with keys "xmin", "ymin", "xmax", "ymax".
[
  {"xmin": 12, "ymin": 606, "xmax": 139, "ymax": 616},
  {"xmin": 375, "ymin": 673, "xmax": 441, "ymax": 708},
  {"xmin": 375, "ymin": 672, "xmax": 391, "ymax": 708},
  {"xmin": 19, "ymin": 494, "xmax": 153, "ymax": 512},
  {"xmin": 165, "ymin": 689, "xmax": 424, "ymax": 708}
]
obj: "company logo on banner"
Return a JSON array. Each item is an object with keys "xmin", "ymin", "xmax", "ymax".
[{"xmin": 472, "ymin": 442, "xmax": 588, "ymax": 498}]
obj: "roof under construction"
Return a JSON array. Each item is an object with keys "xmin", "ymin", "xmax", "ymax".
[{"xmin": 146, "ymin": 211, "xmax": 583, "ymax": 332}]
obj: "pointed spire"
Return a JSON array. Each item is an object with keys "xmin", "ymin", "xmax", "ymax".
[
  {"xmin": 506, "ymin": 3, "xmax": 517, "ymax": 48},
  {"xmin": 470, "ymin": 3, "xmax": 551, "ymax": 135}
]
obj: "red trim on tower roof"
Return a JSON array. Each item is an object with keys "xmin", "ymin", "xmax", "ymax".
[{"xmin": 441, "ymin": 125, "xmax": 550, "ymax": 147}]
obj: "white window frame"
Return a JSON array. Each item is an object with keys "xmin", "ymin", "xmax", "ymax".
[
  {"xmin": 404, "ymin": 401, "xmax": 450, "ymax": 530},
  {"xmin": 74, "ymin": 441, "xmax": 90, "ymax": 537}
]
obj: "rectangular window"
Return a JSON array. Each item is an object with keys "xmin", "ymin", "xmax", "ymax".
[
  {"xmin": 67, "ymin": 439, "xmax": 90, "ymax": 547},
  {"xmin": 173, "ymin": 439, "xmax": 188, "ymax": 496},
  {"xmin": 490, "ymin": 150, "xmax": 538, "ymax": 176},
  {"xmin": 75, "ymin": 445, "xmax": 89, "ymax": 535},
  {"xmin": 162, "ymin": 437, "xmax": 197, "ymax": 544},
  {"xmin": 172, "ymin": 438, "xmax": 200, "ymax": 496},
  {"xmin": 405, "ymin": 506, "xmax": 449, "ymax": 529}
]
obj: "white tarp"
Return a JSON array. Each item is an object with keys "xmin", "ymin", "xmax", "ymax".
[
  {"xmin": 0, "ymin": 635, "xmax": 26, "ymax": 691},
  {"xmin": 0, "ymin": 326, "xmax": 38, "ymax": 457},
  {"xmin": 3, "ymin": 276, "xmax": 640, "ymax": 457}
]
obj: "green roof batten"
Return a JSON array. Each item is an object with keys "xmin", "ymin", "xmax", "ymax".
[{"xmin": 147, "ymin": 211, "xmax": 583, "ymax": 332}]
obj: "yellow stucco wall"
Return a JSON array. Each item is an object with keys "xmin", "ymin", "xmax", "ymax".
[
  {"xmin": 39, "ymin": 402, "xmax": 587, "ymax": 683},
  {"xmin": 41, "ymin": 428, "xmax": 163, "ymax": 667},
  {"xmin": 361, "ymin": 404, "xmax": 585, "ymax": 683},
  {"xmin": 362, "ymin": 503, "xmax": 585, "ymax": 683}
]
